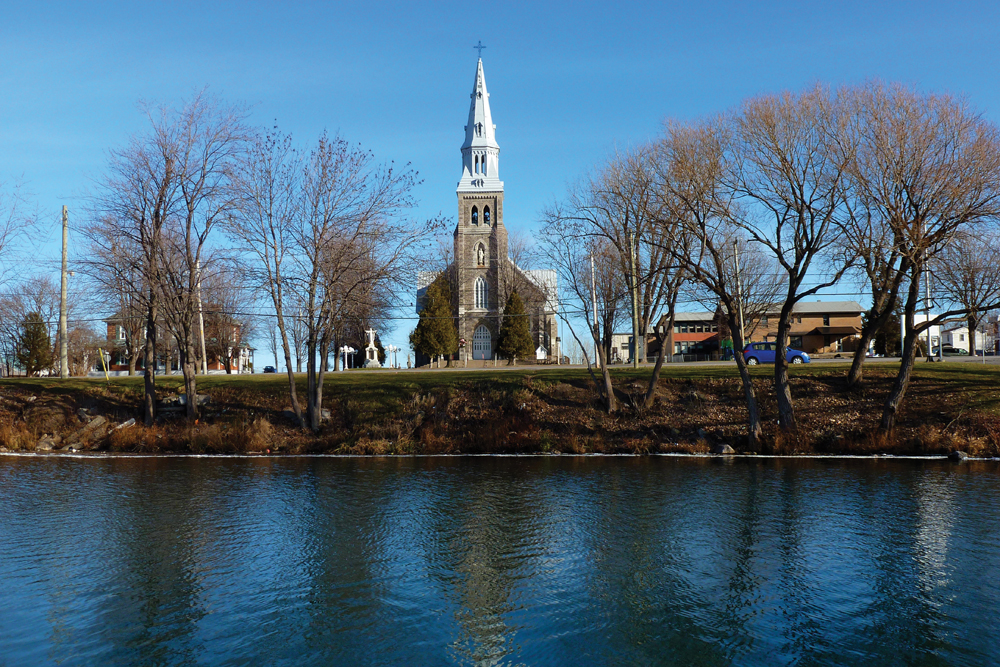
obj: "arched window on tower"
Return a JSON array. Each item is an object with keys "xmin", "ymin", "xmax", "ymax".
[
  {"xmin": 482, "ymin": 154, "xmax": 487, "ymax": 176},
  {"xmin": 484, "ymin": 206, "xmax": 491, "ymax": 225},
  {"xmin": 471, "ymin": 206, "xmax": 478, "ymax": 225},
  {"xmin": 475, "ymin": 276, "xmax": 488, "ymax": 309}
]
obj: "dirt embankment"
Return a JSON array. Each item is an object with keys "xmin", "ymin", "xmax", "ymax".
[{"xmin": 1, "ymin": 367, "xmax": 998, "ymax": 457}]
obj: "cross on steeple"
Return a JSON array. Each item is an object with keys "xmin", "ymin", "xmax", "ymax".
[{"xmin": 473, "ymin": 40, "xmax": 486, "ymax": 59}]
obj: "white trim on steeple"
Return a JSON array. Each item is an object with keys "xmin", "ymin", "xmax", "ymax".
[{"xmin": 458, "ymin": 58, "xmax": 504, "ymax": 193}]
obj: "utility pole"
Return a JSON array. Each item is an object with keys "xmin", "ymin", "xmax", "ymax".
[
  {"xmin": 925, "ymin": 264, "xmax": 934, "ymax": 362},
  {"xmin": 732, "ymin": 239, "xmax": 746, "ymax": 345},
  {"xmin": 59, "ymin": 206, "xmax": 69, "ymax": 379},
  {"xmin": 630, "ymin": 230, "xmax": 640, "ymax": 369},
  {"xmin": 590, "ymin": 253, "xmax": 599, "ymax": 365},
  {"xmin": 196, "ymin": 259, "xmax": 208, "ymax": 374}
]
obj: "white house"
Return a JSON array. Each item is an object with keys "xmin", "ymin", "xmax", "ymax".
[{"xmin": 941, "ymin": 325, "xmax": 987, "ymax": 353}]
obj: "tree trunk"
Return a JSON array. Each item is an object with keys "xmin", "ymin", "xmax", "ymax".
[
  {"xmin": 128, "ymin": 353, "xmax": 137, "ymax": 376},
  {"xmin": 278, "ymin": 318, "xmax": 303, "ymax": 428},
  {"xmin": 968, "ymin": 315, "xmax": 978, "ymax": 356},
  {"xmin": 848, "ymin": 283, "xmax": 902, "ymax": 387},
  {"xmin": 773, "ymin": 302, "xmax": 796, "ymax": 432},
  {"xmin": 879, "ymin": 270, "xmax": 922, "ymax": 434},
  {"xmin": 724, "ymin": 301, "xmax": 761, "ymax": 449},
  {"xmin": 306, "ymin": 335, "xmax": 319, "ymax": 432},
  {"xmin": 597, "ymin": 343, "xmax": 616, "ymax": 413},
  {"xmin": 142, "ymin": 300, "xmax": 157, "ymax": 427},
  {"xmin": 642, "ymin": 327, "xmax": 670, "ymax": 409},
  {"xmin": 181, "ymin": 340, "xmax": 198, "ymax": 422},
  {"xmin": 315, "ymin": 336, "xmax": 329, "ymax": 430}
]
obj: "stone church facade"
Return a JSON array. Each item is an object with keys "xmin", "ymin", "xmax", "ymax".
[{"xmin": 418, "ymin": 58, "xmax": 558, "ymax": 364}]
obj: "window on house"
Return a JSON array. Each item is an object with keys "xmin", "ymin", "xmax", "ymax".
[
  {"xmin": 680, "ymin": 324, "xmax": 688, "ymax": 333},
  {"xmin": 823, "ymin": 315, "xmax": 830, "ymax": 326},
  {"xmin": 674, "ymin": 325, "xmax": 680, "ymax": 334},
  {"xmin": 761, "ymin": 315, "xmax": 769, "ymax": 326},
  {"xmin": 960, "ymin": 333, "xmax": 965, "ymax": 341},
  {"xmin": 712, "ymin": 323, "xmax": 719, "ymax": 332}
]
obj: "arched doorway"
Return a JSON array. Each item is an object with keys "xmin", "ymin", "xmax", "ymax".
[{"xmin": 472, "ymin": 325, "xmax": 491, "ymax": 360}]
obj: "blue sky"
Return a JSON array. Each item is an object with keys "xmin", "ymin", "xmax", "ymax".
[{"xmin": 3, "ymin": 1, "xmax": 1000, "ymax": 367}]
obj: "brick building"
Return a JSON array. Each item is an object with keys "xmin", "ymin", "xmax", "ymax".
[
  {"xmin": 751, "ymin": 301, "xmax": 864, "ymax": 354},
  {"xmin": 614, "ymin": 300, "xmax": 864, "ymax": 362}
]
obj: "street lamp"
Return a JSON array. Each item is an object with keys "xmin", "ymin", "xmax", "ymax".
[{"xmin": 338, "ymin": 345, "xmax": 356, "ymax": 371}]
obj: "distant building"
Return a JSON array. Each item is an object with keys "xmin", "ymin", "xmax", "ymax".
[
  {"xmin": 103, "ymin": 314, "xmax": 254, "ymax": 374},
  {"xmin": 752, "ymin": 301, "xmax": 864, "ymax": 354},
  {"xmin": 940, "ymin": 324, "xmax": 987, "ymax": 353},
  {"xmin": 612, "ymin": 300, "xmax": 865, "ymax": 362}
]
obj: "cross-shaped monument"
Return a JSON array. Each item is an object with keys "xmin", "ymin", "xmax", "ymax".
[{"xmin": 363, "ymin": 328, "xmax": 381, "ymax": 368}]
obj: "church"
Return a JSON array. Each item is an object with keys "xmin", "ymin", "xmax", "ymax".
[{"xmin": 417, "ymin": 56, "xmax": 559, "ymax": 364}]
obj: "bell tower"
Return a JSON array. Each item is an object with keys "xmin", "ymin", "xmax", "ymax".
[{"xmin": 454, "ymin": 57, "xmax": 507, "ymax": 359}]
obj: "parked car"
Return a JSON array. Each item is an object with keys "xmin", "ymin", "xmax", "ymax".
[
  {"xmin": 932, "ymin": 345, "xmax": 968, "ymax": 356},
  {"xmin": 743, "ymin": 342, "xmax": 811, "ymax": 365},
  {"xmin": 262, "ymin": 365, "xmax": 277, "ymax": 373}
]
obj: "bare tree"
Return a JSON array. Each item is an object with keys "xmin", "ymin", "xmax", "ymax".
[
  {"xmin": 850, "ymin": 85, "xmax": 1000, "ymax": 433},
  {"xmin": 92, "ymin": 93, "xmax": 245, "ymax": 423},
  {"xmin": 146, "ymin": 96, "xmax": 247, "ymax": 420},
  {"xmin": 80, "ymin": 214, "xmax": 147, "ymax": 374},
  {"xmin": 542, "ymin": 228, "xmax": 621, "ymax": 412},
  {"xmin": 653, "ymin": 118, "xmax": 785, "ymax": 449},
  {"xmin": 230, "ymin": 129, "xmax": 430, "ymax": 431},
  {"xmin": 226, "ymin": 127, "xmax": 305, "ymax": 417},
  {"xmin": 933, "ymin": 232, "xmax": 1000, "ymax": 355},
  {"xmin": 0, "ymin": 180, "xmax": 36, "ymax": 286},
  {"xmin": 0, "ymin": 275, "xmax": 63, "ymax": 376},
  {"xmin": 542, "ymin": 145, "xmax": 689, "ymax": 412},
  {"xmin": 201, "ymin": 260, "xmax": 257, "ymax": 373},
  {"xmin": 729, "ymin": 86, "xmax": 855, "ymax": 433},
  {"xmin": 67, "ymin": 324, "xmax": 104, "ymax": 376}
]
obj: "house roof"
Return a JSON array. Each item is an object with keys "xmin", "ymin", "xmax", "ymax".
[
  {"xmin": 796, "ymin": 325, "xmax": 861, "ymax": 337},
  {"xmin": 785, "ymin": 300, "xmax": 864, "ymax": 314}
]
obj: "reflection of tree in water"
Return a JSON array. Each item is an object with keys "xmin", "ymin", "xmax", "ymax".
[
  {"xmin": 855, "ymin": 462, "xmax": 957, "ymax": 662},
  {"xmin": 86, "ymin": 458, "xmax": 212, "ymax": 665},
  {"xmin": 566, "ymin": 458, "xmax": 735, "ymax": 665}
]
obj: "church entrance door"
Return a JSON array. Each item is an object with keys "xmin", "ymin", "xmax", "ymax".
[{"xmin": 472, "ymin": 325, "xmax": 492, "ymax": 360}]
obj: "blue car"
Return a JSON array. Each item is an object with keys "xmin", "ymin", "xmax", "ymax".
[{"xmin": 743, "ymin": 342, "xmax": 810, "ymax": 365}]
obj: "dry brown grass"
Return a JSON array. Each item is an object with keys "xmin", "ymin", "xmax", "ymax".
[{"xmin": 0, "ymin": 417, "xmax": 34, "ymax": 451}]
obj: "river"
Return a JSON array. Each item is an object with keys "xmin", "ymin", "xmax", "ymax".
[{"xmin": 1, "ymin": 455, "xmax": 998, "ymax": 666}]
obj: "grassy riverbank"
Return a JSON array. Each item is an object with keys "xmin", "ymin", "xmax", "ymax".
[{"xmin": 1, "ymin": 362, "xmax": 999, "ymax": 456}]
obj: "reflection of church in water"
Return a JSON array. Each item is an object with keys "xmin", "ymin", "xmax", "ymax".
[{"xmin": 418, "ymin": 57, "xmax": 558, "ymax": 363}]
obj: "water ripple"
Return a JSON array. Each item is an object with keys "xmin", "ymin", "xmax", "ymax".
[{"xmin": 1, "ymin": 456, "xmax": 999, "ymax": 665}]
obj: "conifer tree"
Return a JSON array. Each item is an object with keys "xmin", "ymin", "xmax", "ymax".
[
  {"xmin": 496, "ymin": 291, "xmax": 534, "ymax": 364},
  {"xmin": 409, "ymin": 274, "xmax": 458, "ymax": 364},
  {"xmin": 17, "ymin": 312, "xmax": 53, "ymax": 377}
]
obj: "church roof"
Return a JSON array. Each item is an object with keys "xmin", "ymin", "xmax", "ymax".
[
  {"xmin": 458, "ymin": 58, "xmax": 503, "ymax": 193},
  {"xmin": 462, "ymin": 59, "xmax": 499, "ymax": 152}
]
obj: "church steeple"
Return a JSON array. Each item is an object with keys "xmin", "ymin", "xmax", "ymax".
[{"xmin": 458, "ymin": 58, "xmax": 503, "ymax": 192}]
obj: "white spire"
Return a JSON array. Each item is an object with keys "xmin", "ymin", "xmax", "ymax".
[{"xmin": 458, "ymin": 58, "xmax": 503, "ymax": 192}]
